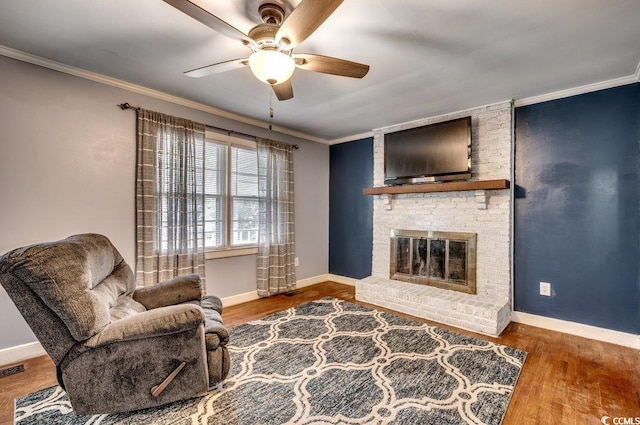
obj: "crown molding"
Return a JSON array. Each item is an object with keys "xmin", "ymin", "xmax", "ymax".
[
  {"xmin": 514, "ymin": 74, "xmax": 638, "ymax": 107},
  {"xmin": 373, "ymin": 100, "xmax": 514, "ymax": 135},
  {"xmin": 0, "ymin": 45, "xmax": 328, "ymax": 144},
  {"xmin": 329, "ymin": 131, "xmax": 374, "ymax": 145}
]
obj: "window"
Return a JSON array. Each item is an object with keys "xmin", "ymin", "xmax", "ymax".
[{"xmin": 204, "ymin": 133, "xmax": 260, "ymax": 252}]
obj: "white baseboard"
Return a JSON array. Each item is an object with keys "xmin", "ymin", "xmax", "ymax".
[
  {"xmin": 219, "ymin": 290, "xmax": 260, "ymax": 308},
  {"xmin": 0, "ymin": 341, "xmax": 46, "ymax": 367},
  {"xmin": 220, "ymin": 274, "xmax": 345, "ymax": 308},
  {"xmin": 296, "ymin": 274, "xmax": 335, "ymax": 288},
  {"xmin": 511, "ymin": 311, "xmax": 639, "ymax": 349},
  {"xmin": 325, "ymin": 274, "xmax": 357, "ymax": 286}
]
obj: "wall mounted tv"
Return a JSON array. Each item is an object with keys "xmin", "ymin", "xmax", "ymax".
[{"xmin": 384, "ymin": 116, "xmax": 472, "ymax": 185}]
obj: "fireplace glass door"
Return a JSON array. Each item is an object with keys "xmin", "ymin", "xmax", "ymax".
[{"xmin": 390, "ymin": 230, "xmax": 477, "ymax": 294}]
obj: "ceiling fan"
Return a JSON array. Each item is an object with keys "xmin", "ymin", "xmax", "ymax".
[{"xmin": 163, "ymin": 0, "xmax": 370, "ymax": 101}]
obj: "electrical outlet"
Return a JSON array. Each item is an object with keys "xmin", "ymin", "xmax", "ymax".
[
  {"xmin": 294, "ymin": 257, "xmax": 299, "ymax": 267},
  {"xmin": 540, "ymin": 281, "xmax": 551, "ymax": 296}
]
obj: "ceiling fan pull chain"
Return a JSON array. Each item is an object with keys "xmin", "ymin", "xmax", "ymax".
[{"xmin": 269, "ymin": 88, "xmax": 274, "ymax": 131}]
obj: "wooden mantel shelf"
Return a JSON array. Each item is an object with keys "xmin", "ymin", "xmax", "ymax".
[{"xmin": 362, "ymin": 179, "xmax": 510, "ymax": 195}]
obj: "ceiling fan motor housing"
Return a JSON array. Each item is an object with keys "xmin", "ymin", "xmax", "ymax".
[
  {"xmin": 259, "ymin": 3, "xmax": 285, "ymax": 25},
  {"xmin": 248, "ymin": 24, "xmax": 280, "ymax": 47}
]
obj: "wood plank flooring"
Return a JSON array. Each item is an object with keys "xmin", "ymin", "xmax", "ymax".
[{"xmin": 1, "ymin": 282, "xmax": 638, "ymax": 424}]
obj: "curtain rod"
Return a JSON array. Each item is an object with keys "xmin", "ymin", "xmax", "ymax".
[{"xmin": 118, "ymin": 103, "xmax": 299, "ymax": 149}]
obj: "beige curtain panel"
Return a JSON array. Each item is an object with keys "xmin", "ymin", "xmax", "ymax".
[
  {"xmin": 256, "ymin": 138, "xmax": 296, "ymax": 297},
  {"xmin": 135, "ymin": 109, "xmax": 206, "ymax": 287}
]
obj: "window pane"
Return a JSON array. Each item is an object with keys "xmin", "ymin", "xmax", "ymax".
[
  {"xmin": 231, "ymin": 197, "xmax": 259, "ymax": 245},
  {"xmin": 204, "ymin": 141, "xmax": 227, "ymax": 248},
  {"xmin": 204, "ymin": 195, "xmax": 224, "ymax": 248},
  {"xmin": 205, "ymin": 142, "xmax": 226, "ymax": 196},
  {"xmin": 231, "ymin": 145, "xmax": 259, "ymax": 246},
  {"xmin": 231, "ymin": 146, "xmax": 258, "ymax": 197}
]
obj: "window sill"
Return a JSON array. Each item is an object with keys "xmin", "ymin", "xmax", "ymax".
[{"xmin": 205, "ymin": 247, "xmax": 258, "ymax": 260}]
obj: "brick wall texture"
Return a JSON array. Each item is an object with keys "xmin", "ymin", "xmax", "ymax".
[{"xmin": 359, "ymin": 101, "xmax": 514, "ymax": 335}]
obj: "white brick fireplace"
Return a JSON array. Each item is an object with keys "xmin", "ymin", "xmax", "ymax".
[{"xmin": 356, "ymin": 101, "xmax": 513, "ymax": 336}]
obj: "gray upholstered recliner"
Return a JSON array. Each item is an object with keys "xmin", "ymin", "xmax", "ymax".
[{"xmin": 0, "ymin": 233, "xmax": 229, "ymax": 415}]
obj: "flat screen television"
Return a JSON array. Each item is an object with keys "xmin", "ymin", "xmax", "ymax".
[{"xmin": 384, "ymin": 116, "xmax": 472, "ymax": 185}]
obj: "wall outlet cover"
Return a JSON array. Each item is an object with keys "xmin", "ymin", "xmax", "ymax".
[{"xmin": 540, "ymin": 281, "xmax": 552, "ymax": 296}]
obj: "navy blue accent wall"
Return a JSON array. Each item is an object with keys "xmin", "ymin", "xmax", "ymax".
[
  {"xmin": 329, "ymin": 137, "xmax": 374, "ymax": 279},
  {"xmin": 514, "ymin": 83, "xmax": 640, "ymax": 334}
]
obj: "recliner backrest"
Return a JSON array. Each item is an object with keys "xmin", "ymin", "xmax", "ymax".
[{"xmin": 0, "ymin": 234, "xmax": 135, "ymax": 343}]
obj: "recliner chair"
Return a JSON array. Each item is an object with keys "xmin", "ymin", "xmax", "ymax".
[{"xmin": 0, "ymin": 233, "xmax": 229, "ymax": 415}]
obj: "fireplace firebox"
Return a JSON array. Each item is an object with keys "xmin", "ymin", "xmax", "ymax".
[{"xmin": 390, "ymin": 229, "xmax": 477, "ymax": 294}]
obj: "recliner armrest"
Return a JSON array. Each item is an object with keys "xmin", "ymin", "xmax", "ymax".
[
  {"xmin": 204, "ymin": 324, "xmax": 229, "ymax": 351},
  {"xmin": 132, "ymin": 274, "xmax": 203, "ymax": 309},
  {"xmin": 85, "ymin": 304, "xmax": 205, "ymax": 348}
]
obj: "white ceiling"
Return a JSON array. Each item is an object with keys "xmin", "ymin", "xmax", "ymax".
[{"xmin": 1, "ymin": 0, "xmax": 639, "ymax": 142}]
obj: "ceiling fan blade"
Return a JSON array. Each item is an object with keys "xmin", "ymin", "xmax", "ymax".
[
  {"xmin": 162, "ymin": 0, "xmax": 257, "ymax": 48},
  {"xmin": 272, "ymin": 80, "xmax": 294, "ymax": 101},
  {"xmin": 276, "ymin": 0, "xmax": 344, "ymax": 48},
  {"xmin": 184, "ymin": 58, "xmax": 249, "ymax": 78},
  {"xmin": 293, "ymin": 54, "xmax": 369, "ymax": 78}
]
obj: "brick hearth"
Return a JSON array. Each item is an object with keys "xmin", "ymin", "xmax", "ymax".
[{"xmin": 357, "ymin": 277, "xmax": 511, "ymax": 336}]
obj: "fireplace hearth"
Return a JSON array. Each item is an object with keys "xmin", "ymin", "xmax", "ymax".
[{"xmin": 390, "ymin": 229, "xmax": 477, "ymax": 294}]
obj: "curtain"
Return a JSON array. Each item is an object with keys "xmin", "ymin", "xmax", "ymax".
[
  {"xmin": 256, "ymin": 138, "xmax": 296, "ymax": 297},
  {"xmin": 135, "ymin": 109, "xmax": 206, "ymax": 287}
]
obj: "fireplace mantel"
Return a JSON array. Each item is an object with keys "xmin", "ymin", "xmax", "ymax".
[{"xmin": 362, "ymin": 179, "xmax": 510, "ymax": 195}]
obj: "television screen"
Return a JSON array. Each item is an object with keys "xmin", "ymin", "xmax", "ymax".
[{"xmin": 384, "ymin": 116, "xmax": 471, "ymax": 185}]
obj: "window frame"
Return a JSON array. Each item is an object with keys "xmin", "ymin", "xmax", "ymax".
[{"xmin": 204, "ymin": 131, "xmax": 260, "ymax": 259}]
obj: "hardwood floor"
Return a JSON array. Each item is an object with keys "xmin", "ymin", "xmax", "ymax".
[
  {"xmin": 1, "ymin": 282, "xmax": 637, "ymax": 424},
  {"xmin": 0, "ymin": 354, "xmax": 57, "ymax": 425}
]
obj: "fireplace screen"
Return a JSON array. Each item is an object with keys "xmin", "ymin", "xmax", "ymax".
[{"xmin": 390, "ymin": 230, "xmax": 477, "ymax": 294}]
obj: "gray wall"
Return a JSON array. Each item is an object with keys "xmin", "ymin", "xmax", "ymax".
[{"xmin": 0, "ymin": 55, "xmax": 329, "ymax": 350}]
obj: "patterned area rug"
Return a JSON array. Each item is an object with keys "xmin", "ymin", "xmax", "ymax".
[{"xmin": 15, "ymin": 298, "xmax": 526, "ymax": 425}]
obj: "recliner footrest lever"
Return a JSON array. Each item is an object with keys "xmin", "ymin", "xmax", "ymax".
[{"xmin": 151, "ymin": 361, "xmax": 186, "ymax": 397}]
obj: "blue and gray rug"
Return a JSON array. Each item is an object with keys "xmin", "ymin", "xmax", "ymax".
[{"xmin": 15, "ymin": 297, "xmax": 526, "ymax": 424}]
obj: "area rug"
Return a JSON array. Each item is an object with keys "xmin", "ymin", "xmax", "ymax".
[{"xmin": 15, "ymin": 297, "xmax": 526, "ymax": 424}]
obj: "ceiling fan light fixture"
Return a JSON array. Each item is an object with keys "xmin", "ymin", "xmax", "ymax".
[{"xmin": 248, "ymin": 49, "xmax": 295, "ymax": 85}]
